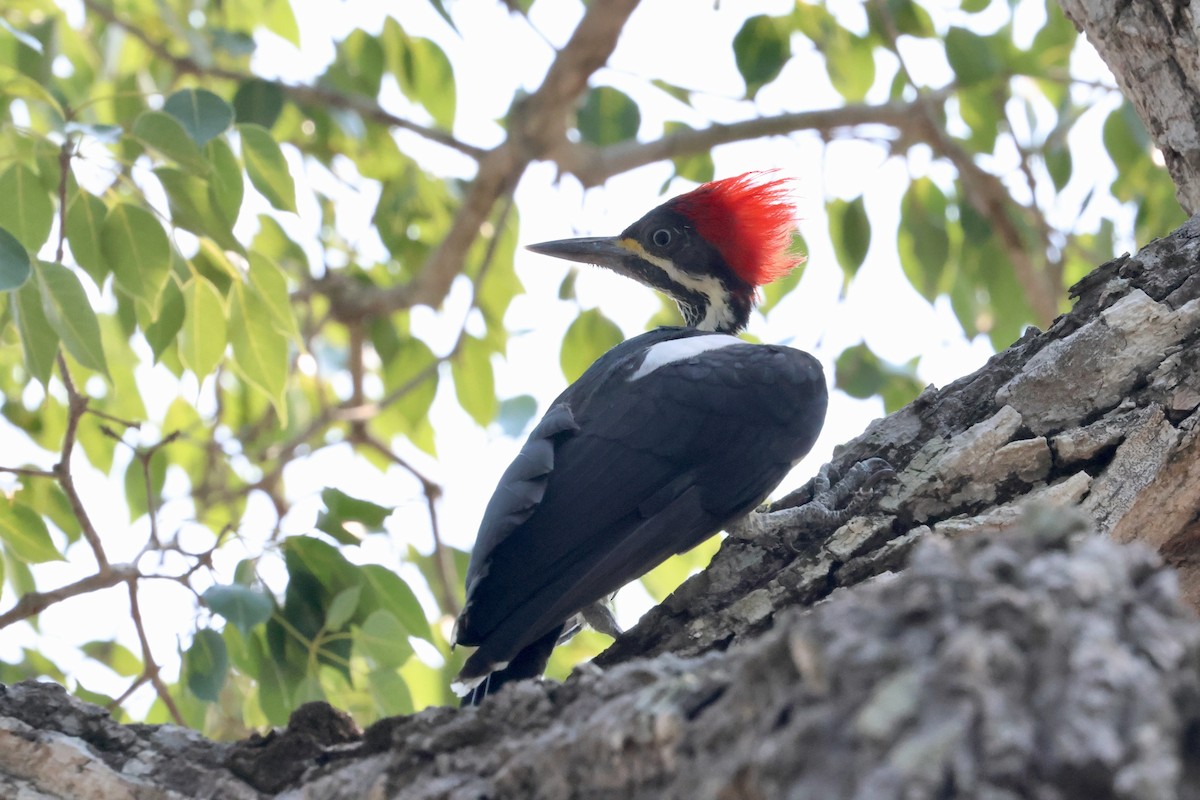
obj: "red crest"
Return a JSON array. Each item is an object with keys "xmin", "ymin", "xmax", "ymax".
[{"xmin": 669, "ymin": 172, "xmax": 801, "ymax": 286}]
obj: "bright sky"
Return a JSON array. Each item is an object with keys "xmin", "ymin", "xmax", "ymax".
[{"xmin": 1, "ymin": 0, "xmax": 1126, "ymax": 714}]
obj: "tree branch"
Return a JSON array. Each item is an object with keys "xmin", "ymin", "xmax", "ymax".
[
  {"xmin": 0, "ymin": 565, "xmax": 137, "ymax": 629},
  {"xmin": 1057, "ymin": 0, "xmax": 1200, "ymax": 214},
  {"xmin": 553, "ymin": 100, "xmax": 939, "ymax": 187}
]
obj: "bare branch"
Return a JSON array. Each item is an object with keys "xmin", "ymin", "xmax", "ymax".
[
  {"xmin": 126, "ymin": 580, "xmax": 184, "ymax": 726},
  {"xmin": 554, "ymin": 101, "xmax": 936, "ymax": 187},
  {"xmin": 332, "ymin": 0, "xmax": 641, "ymax": 320},
  {"xmin": 0, "ymin": 465, "xmax": 58, "ymax": 479},
  {"xmin": 0, "ymin": 565, "xmax": 137, "ymax": 629}
]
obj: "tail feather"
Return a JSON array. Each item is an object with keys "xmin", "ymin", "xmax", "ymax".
[{"xmin": 459, "ymin": 623, "xmax": 564, "ymax": 707}]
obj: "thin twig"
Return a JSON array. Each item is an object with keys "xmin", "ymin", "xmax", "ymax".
[
  {"xmin": 126, "ymin": 579, "xmax": 184, "ymax": 725},
  {"xmin": 354, "ymin": 433, "xmax": 460, "ymax": 617},
  {"xmin": 0, "ymin": 565, "xmax": 137, "ymax": 628},
  {"xmin": 86, "ymin": 407, "xmax": 142, "ymax": 429},
  {"xmin": 0, "ymin": 465, "xmax": 58, "ymax": 479}
]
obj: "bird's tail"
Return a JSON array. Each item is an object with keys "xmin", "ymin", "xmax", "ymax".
[{"xmin": 458, "ymin": 623, "xmax": 564, "ymax": 707}]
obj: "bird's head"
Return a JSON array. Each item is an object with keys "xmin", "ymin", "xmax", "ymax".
[{"xmin": 527, "ymin": 172, "xmax": 802, "ymax": 334}]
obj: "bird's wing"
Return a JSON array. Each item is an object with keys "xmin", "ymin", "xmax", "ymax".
[{"xmin": 454, "ymin": 337, "xmax": 825, "ymax": 671}]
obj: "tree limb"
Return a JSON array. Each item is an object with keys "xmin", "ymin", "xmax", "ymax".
[{"xmin": 1058, "ymin": 0, "xmax": 1200, "ymax": 214}]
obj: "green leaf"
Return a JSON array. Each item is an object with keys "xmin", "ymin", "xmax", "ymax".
[
  {"xmin": 827, "ymin": 196, "xmax": 871, "ymax": 282},
  {"xmin": 185, "ymin": 628, "xmax": 228, "ymax": 701},
  {"xmin": 80, "ymin": 641, "xmax": 142, "ymax": 677},
  {"xmin": 264, "ymin": 0, "xmax": 300, "ymax": 46},
  {"xmin": 239, "ymin": 123, "xmax": 297, "ymax": 212},
  {"xmin": 560, "ymin": 307, "xmax": 624, "ymax": 383},
  {"xmin": 203, "ymin": 584, "xmax": 273, "ymax": 635},
  {"xmin": 451, "ymin": 334, "xmax": 498, "ymax": 427},
  {"xmin": 382, "ymin": 336, "xmax": 439, "ymax": 433},
  {"xmin": 1044, "ymin": 139, "xmax": 1072, "ymax": 192},
  {"xmin": 0, "ymin": 501, "xmax": 63, "ymax": 563},
  {"xmin": 144, "ymin": 275, "xmax": 185, "ymax": 361},
  {"xmin": 123, "ymin": 448, "xmax": 166, "ymax": 523},
  {"xmin": 36, "ymin": 262, "xmax": 109, "ymax": 376},
  {"xmin": 179, "ymin": 277, "xmax": 228, "ymax": 379},
  {"xmin": 958, "ymin": 83, "xmax": 1004, "ymax": 152},
  {"xmin": 65, "ymin": 191, "xmax": 109, "ymax": 287},
  {"xmin": 154, "ymin": 167, "xmax": 242, "ymax": 252},
  {"xmin": 324, "ymin": 586, "xmax": 362, "ymax": 631},
  {"xmin": 498, "ymin": 395, "xmax": 537, "ymax": 438},
  {"xmin": 1103, "ymin": 103, "xmax": 1148, "ymax": 172},
  {"xmin": 13, "ymin": 280, "xmax": 58, "ymax": 384},
  {"xmin": 101, "ymin": 203, "xmax": 170, "ymax": 309},
  {"xmin": 733, "ymin": 15, "xmax": 790, "ymax": 99},
  {"xmin": 368, "ymin": 666, "xmax": 414, "ymax": 716},
  {"xmin": 394, "ymin": 36, "xmax": 456, "ymax": 129},
  {"xmin": 132, "ymin": 111, "xmax": 208, "ymax": 174},
  {"xmin": 355, "ymin": 609, "xmax": 413, "ymax": 668},
  {"xmin": 0, "ymin": 227, "xmax": 32, "ymax": 291},
  {"xmin": 576, "ymin": 87, "xmax": 640, "ymax": 147},
  {"xmin": 360, "ymin": 564, "xmax": 433, "ymax": 643},
  {"xmin": 834, "ymin": 342, "xmax": 923, "ymax": 413},
  {"xmin": 232, "ymin": 79, "xmax": 284, "ymax": 129},
  {"xmin": 878, "ymin": 0, "xmax": 935, "ymax": 38},
  {"xmin": 760, "ymin": 231, "xmax": 807, "ymax": 314},
  {"xmin": 15, "ymin": 480, "xmax": 80, "ymax": 545},
  {"xmin": 897, "ymin": 178, "xmax": 949, "ymax": 302},
  {"xmin": 316, "ymin": 489, "xmax": 393, "ymax": 545},
  {"xmin": 945, "ymin": 27, "xmax": 1001, "ymax": 87},
  {"xmin": 229, "ymin": 282, "xmax": 288, "ymax": 418},
  {"xmin": 248, "ymin": 254, "xmax": 300, "ymax": 341},
  {"xmin": 825, "ymin": 31, "xmax": 875, "ymax": 102},
  {"xmin": 163, "ymin": 88, "xmax": 234, "ymax": 147},
  {"xmin": 0, "ymin": 165, "xmax": 53, "ymax": 253},
  {"xmin": 206, "ymin": 138, "xmax": 244, "ymax": 225}
]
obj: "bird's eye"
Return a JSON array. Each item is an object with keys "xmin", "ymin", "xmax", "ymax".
[{"xmin": 652, "ymin": 229, "xmax": 672, "ymax": 247}]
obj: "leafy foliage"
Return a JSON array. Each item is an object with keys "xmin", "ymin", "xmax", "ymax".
[{"xmin": 0, "ymin": 0, "xmax": 1185, "ymax": 735}]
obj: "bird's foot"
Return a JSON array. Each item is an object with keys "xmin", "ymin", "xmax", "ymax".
[
  {"xmin": 557, "ymin": 600, "xmax": 623, "ymax": 646},
  {"xmin": 730, "ymin": 458, "xmax": 895, "ymax": 545},
  {"xmin": 580, "ymin": 601, "xmax": 624, "ymax": 639}
]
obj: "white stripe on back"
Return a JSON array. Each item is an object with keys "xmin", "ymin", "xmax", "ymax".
[{"xmin": 630, "ymin": 335, "xmax": 744, "ymax": 381}]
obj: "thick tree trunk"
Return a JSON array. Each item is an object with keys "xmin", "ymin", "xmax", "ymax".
[
  {"xmin": 4, "ymin": 216, "xmax": 1200, "ymax": 798},
  {"xmin": 1057, "ymin": 0, "xmax": 1200, "ymax": 214}
]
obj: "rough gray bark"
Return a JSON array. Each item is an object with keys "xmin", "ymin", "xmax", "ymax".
[
  {"xmin": 1057, "ymin": 0, "xmax": 1200, "ymax": 214},
  {"xmin": 4, "ymin": 511, "xmax": 1200, "ymax": 799}
]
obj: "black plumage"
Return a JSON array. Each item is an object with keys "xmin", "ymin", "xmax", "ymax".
[
  {"xmin": 452, "ymin": 173, "xmax": 831, "ymax": 703},
  {"xmin": 454, "ymin": 326, "xmax": 826, "ymax": 698}
]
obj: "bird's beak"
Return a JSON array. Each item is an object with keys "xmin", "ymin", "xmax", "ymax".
[{"xmin": 526, "ymin": 237, "xmax": 640, "ymax": 278}]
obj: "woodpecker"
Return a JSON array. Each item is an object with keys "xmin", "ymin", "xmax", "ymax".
[{"xmin": 452, "ymin": 173, "xmax": 853, "ymax": 704}]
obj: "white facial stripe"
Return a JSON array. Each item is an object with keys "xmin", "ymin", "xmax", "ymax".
[
  {"xmin": 630, "ymin": 335, "xmax": 744, "ymax": 380},
  {"xmin": 620, "ymin": 238, "xmax": 734, "ymax": 332}
]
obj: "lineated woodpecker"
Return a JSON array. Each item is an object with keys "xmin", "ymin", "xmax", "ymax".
[{"xmin": 452, "ymin": 173, "xmax": 888, "ymax": 703}]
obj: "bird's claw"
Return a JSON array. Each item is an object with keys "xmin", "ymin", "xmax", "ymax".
[
  {"xmin": 730, "ymin": 458, "xmax": 895, "ymax": 547},
  {"xmin": 558, "ymin": 600, "xmax": 623, "ymax": 645},
  {"xmin": 785, "ymin": 457, "xmax": 895, "ymax": 541}
]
